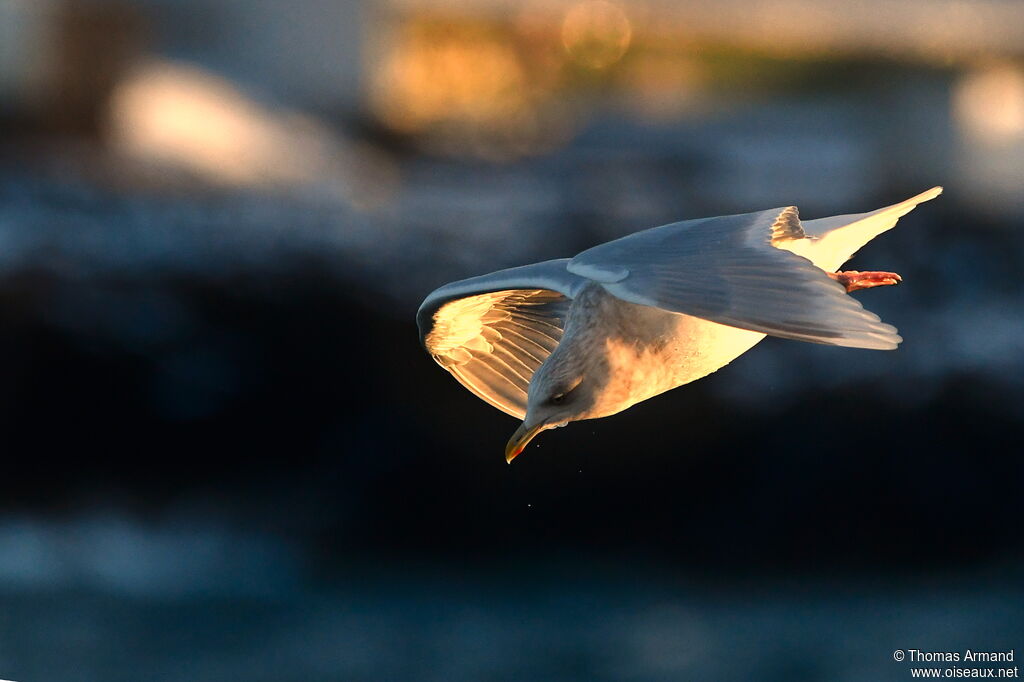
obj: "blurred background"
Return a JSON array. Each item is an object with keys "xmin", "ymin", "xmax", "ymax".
[{"xmin": 0, "ymin": 0, "xmax": 1023, "ymax": 680}]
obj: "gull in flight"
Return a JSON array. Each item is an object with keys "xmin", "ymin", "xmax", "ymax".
[{"xmin": 417, "ymin": 187, "xmax": 942, "ymax": 462}]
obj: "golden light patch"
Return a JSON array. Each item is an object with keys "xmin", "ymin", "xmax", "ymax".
[{"xmin": 561, "ymin": 1, "xmax": 632, "ymax": 69}]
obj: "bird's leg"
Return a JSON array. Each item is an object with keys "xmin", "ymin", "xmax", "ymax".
[{"xmin": 829, "ymin": 270, "xmax": 902, "ymax": 293}]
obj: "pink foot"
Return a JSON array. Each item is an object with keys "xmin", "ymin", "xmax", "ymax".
[{"xmin": 829, "ymin": 270, "xmax": 902, "ymax": 293}]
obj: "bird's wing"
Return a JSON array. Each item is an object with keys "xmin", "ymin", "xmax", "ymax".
[
  {"xmin": 567, "ymin": 208, "xmax": 901, "ymax": 349},
  {"xmin": 417, "ymin": 259, "xmax": 587, "ymax": 418},
  {"xmin": 791, "ymin": 186, "xmax": 942, "ymax": 271}
]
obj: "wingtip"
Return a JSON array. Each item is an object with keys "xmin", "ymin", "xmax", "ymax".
[
  {"xmin": 845, "ymin": 334, "xmax": 901, "ymax": 351},
  {"xmin": 883, "ymin": 332, "xmax": 903, "ymax": 351},
  {"xmin": 879, "ymin": 328, "xmax": 903, "ymax": 351}
]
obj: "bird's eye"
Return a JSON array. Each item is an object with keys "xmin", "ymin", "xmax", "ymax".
[{"xmin": 547, "ymin": 377, "xmax": 582, "ymax": 406}]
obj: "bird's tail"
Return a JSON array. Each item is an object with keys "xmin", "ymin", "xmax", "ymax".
[{"xmin": 798, "ymin": 186, "xmax": 943, "ymax": 272}]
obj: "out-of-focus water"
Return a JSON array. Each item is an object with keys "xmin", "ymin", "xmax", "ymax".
[
  {"xmin": 0, "ymin": 513, "xmax": 1020, "ymax": 682},
  {"xmin": 0, "ymin": 90, "xmax": 1021, "ymax": 681}
]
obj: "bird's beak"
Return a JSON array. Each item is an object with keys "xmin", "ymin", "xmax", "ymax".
[{"xmin": 505, "ymin": 421, "xmax": 547, "ymax": 463}]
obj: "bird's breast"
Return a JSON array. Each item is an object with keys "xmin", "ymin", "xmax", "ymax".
[{"xmin": 586, "ymin": 298, "xmax": 766, "ymax": 418}]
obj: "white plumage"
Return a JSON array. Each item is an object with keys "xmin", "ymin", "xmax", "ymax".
[{"xmin": 416, "ymin": 187, "xmax": 942, "ymax": 460}]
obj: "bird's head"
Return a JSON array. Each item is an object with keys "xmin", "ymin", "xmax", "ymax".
[{"xmin": 505, "ymin": 365, "xmax": 596, "ymax": 463}]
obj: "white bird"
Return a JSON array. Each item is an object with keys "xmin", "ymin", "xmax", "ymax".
[{"xmin": 417, "ymin": 187, "xmax": 942, "ymax": 462}]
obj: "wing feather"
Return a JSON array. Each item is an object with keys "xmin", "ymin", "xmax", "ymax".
[
  {"xmin": 790, "ymin": 186, "xmax": 942, "ymax": 270},
  {"xmin": 417, "ymin": 260, "xmax": 585, "ymax": 418},
  {"xmin": 568, "ymin": 207, "xmax": 902, "ymax": 349}
]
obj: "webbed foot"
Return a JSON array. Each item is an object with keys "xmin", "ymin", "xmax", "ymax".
[{"xmin": 829, "ymin": 270, "xmax": 902, "ymax": 293}]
